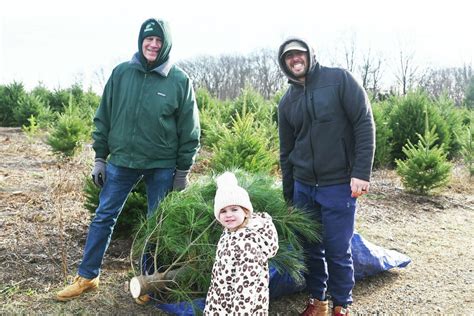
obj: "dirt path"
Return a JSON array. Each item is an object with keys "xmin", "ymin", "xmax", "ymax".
[
  {"xmin": 353, "ymin": 181, "xmax": 474, "ymax": 314},
  {"xmin": 1, "ymin": 127, "xmax": 473, "ymax": 315}
]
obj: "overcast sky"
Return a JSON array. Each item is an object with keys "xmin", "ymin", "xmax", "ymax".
[{"xmin": 1, "ymin": 0, "xmax": 472, "ymax": 93}]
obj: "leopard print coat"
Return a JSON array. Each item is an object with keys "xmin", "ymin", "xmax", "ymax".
[{"xmin": 204, "ymin": 212, "xmax": 279, "ymax": 315}]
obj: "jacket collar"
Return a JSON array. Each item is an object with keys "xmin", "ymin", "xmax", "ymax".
[{"xmin": 130, "ymin": 53, "xmax": 173, "ymax": 77}]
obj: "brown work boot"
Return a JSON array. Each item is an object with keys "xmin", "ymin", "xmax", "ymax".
[
  {"xmin": 56, "ymin": 275, "xmax": 99, "ymax": 301},
  {"xmin": 332, "ymin": 305, "xmax": 350, "ymax": 316},
  {"xmin": 300, "ymin": 298, "xmax": 329, "ymax": 316}
]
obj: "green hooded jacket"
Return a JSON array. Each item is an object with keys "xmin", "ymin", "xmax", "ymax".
[{"xmin": 92, "ymin": 18, "xmax": 200, "ymax": 170}]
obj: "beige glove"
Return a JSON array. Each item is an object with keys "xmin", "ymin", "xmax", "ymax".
[{"xmin": 91, "ymin": 158, "xmax": 106, "ymax": 188}]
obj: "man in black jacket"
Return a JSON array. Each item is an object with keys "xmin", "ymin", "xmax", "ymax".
[{"xmin": 277, "ymin": 37, "xmax": 375, "ymax": 316}]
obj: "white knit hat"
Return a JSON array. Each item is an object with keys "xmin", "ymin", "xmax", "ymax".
[{"xmin": 213, "ymin": 172, "xmax": 253, "ymax": 220}]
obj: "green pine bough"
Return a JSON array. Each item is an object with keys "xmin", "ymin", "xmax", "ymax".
[{"xmin": 129, "ymin": 170, "xmax": 320, "ymax": 305}]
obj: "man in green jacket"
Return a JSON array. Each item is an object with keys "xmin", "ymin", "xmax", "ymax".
[{"xmin": 56, "ymin": 18, "xmax": 200, "ymax": 302}]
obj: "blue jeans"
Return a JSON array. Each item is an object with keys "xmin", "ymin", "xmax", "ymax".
[
  {"xmin": 293, "ymin": 180, "xmax": 356, "ymax": 306},
  {"xmin": 78, "ymin": 163, "xmax": 174, "ymax": 279}
]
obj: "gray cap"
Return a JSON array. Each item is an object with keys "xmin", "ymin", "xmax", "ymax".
[{"xmin": 281, "ymin": 41, "xmax": 307, "ymax": 57}]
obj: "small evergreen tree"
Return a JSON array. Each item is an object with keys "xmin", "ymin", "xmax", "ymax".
[
  {"xmin": 22, "ymin": 115, "xmax": 40, "ymax": 141},
  {"xmin": 48, "ymin": 87, "xmax": 72, "ymax": 113},
  {"xmin": 396, "ymin": 112, "xmax": 452, "ymax": 195},
  {"xmin": 13, "ymin": 94, "xmax": 52, "ymax": 127},
  {"xmin": 458, "ymin": 125, "xmax": 474, "ymax": 178},
  {"xmin": 232, "ymin": 87, "xmax": 273, "ymax": 124},
  {"xmin": 211, "ymin": 111, "xmax": 278, "ymax": 174},
  {"xmin": 433, "ymin": 93, "xmax": 464, "ymax": 159},
  {"xmin": 31, "ymin": 83, "xmax": 52, "ymax": 103},
  {"xmin": 47, "ymin": 97, "xmax": 91, "ymax": 157},
  {"xmin": 389, "ymin": 91, "xmax": 450, "ymax": 161},
  {"xmin": 0, "ymin": 82, "xmax": 27, "ymax": 126}
]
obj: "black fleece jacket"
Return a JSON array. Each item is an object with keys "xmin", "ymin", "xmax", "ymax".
[{"xmin": 278, "ymin": 37, "xmax": 375, "ymax": 203}]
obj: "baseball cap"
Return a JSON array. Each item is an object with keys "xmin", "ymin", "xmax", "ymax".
[{"xmin": 281, "ymin": 41, "xmax": 307, "ymax": 58}]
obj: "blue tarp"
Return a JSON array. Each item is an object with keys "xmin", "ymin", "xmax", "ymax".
[
  {"xmin": 351, "ymin": 232, "xmax": 411, "ymax": 280},
  {"xmin": 154, "ymin": 298, "xmax": 206, "ymax": 316},
  {"xmin": 154, "ymin": 232, "xmax": 411, "ymax": 315}
]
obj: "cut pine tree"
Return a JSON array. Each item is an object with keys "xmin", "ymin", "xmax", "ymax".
[{"xmin": 129, "ymin": 170, "xmax": 320, "ymax": 304}]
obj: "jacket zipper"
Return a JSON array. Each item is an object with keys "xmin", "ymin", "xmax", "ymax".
[
  {"xmin": 304, "ymin": 84, "xmax": 318, "ymax": 186},
  {"xmin": 131, "ymin": 73, "xmax": 148, "ymax": 160}
]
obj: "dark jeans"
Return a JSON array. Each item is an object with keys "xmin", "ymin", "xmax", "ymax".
[
  {"xmin": 78, "ymin": 163, "xmax": 174, "ymax": 279},
  {"xmin": 293, "ymin": 180, "xmax": 356, "ymax": 306}
]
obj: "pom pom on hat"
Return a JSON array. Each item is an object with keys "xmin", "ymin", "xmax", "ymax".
[
  {"xmin": 214, "ymin": 172, "xmax": 253, "ymax": 220},
  {"xmin": 216, "ymin": 171, "xmax": 238, "ymax": 188}
]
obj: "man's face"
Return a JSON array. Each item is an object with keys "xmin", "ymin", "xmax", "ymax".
[
  {"xmin": 142, "ymin": 36, "xmax": 162, "ymax": 63},
  {"xmin": 284, "ymin": 50, "xmax": 308, "ymax": 79}
]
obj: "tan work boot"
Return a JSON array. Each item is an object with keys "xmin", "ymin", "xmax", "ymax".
[
  {"xmin": 332, "ymin": 305, "xmax": 350, "ymax": 316},
  {"xmin": 56, "ymin": 275, "xmax": 99, "ymax": 301},
  {"xmin": 135, "ymin": 294, "xmax": 151, "ymax": 305},
  {"xmin": 300, "ymin": 298, "xmax": 329, "ymax": 316}
]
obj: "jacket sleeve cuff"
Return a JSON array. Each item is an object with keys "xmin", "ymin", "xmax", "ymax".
[{"xmin": 175, "ymin": 169, "xmax": 190, "ymax": 176}]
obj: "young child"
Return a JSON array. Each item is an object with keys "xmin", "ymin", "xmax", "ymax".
[{"xmin": 204, "ymin": 172, "xmax": 279, "ymax": 315}]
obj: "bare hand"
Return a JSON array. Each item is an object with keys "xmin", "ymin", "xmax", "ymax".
[{"xmin": 350, "ymin": 178, "xmax": 370, "ymax": 198}]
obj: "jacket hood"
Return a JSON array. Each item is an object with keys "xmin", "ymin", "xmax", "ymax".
[
  {"xmin": 246, "ymin": 212, "xmax": 279, "ymax": 259},
  {"xmin": 138, "ymin": 18, "xmax": 172, "ymax": 71},
  {"xmin": 278, "ymin": 36, "xmax": 317, "ymax": 84}
]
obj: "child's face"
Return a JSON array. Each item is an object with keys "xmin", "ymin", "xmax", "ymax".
[{"xmin": 218, "ymin": 205, "xmax": 247, "ymax": 230}]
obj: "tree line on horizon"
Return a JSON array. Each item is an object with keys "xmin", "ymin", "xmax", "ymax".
[
  {"xmin": 176, "ymin": 48, "xmax": 473, "ymax": 106},
  {"xmin": 75, "ymin": 40, "xmax": 474, "ymax": 106},
  {"xmin": 2, "ymin": 43, "xmax": 474, "ymax": 111}
]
